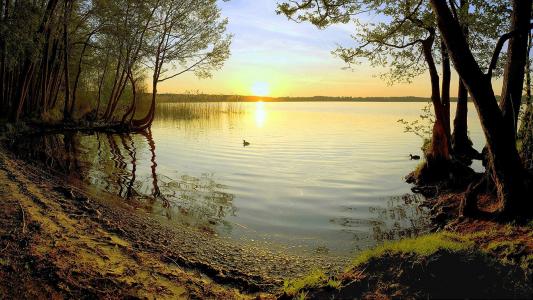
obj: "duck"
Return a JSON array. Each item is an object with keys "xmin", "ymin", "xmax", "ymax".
[
  {"xmin": 409, "ymin": 154, "xmax": 421, "ymax": 160},
  {"xmin": 243, "ymin": 140, "xmax": 250, "ymax": 147}
]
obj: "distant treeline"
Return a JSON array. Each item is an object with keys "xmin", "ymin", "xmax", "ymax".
[{"xmin": 154, "ymin": 93, "xmax": 506, "ymax": 103}]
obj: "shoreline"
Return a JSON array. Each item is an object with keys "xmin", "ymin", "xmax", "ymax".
[{"xmin": 0, "ymin": 147, "xmax": 342, "ymax": 298}]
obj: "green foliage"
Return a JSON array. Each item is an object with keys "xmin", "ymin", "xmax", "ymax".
[
  {"xmin": 148, "ymin": 0, "xmax": 232, "ymax": 82},
  {"xmin": 397, "ymin": 102, "xmax": 435, "ymax": 140},
  {"xmin": 1, "ymin": 2, "xmax": 44, "ymax": 68},
  {"xmin": 278, "ymin": 0, "xmax": 510, "ymax": 84}
]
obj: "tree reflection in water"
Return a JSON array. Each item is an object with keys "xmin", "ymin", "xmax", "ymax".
[
  {"xmin": 11, "ymin": 131, "xmax": 236, "ymax": 233},
  {"xmin": 330, "ymin": 193, "xmax": 430, "ymax": 252}
]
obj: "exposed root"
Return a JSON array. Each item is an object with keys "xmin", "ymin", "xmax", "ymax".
[
  {"xmin": 460, "ymin": 176, "xmax": 487, "ymax": 218},
  {"xmin": 407, "ymin": 157, "xmax": 476, "ymax": 194}
]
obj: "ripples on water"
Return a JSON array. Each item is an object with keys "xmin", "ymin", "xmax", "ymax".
[{"xmin": 11, "ymin": 102, "xmax": 486, "ymax": 256}]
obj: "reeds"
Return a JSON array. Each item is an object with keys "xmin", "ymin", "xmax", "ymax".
[{"xmin": 155, "ymin": 102, "xmax": 246, "ymax": 120}]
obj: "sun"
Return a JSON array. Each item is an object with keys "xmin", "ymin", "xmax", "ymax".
[{"xmin": 251, "ymin": 82, "xmax": 270, "ymax": 97}]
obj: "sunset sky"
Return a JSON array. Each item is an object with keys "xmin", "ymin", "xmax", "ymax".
[{"xmin": 157, "ymin": 0, "xmax": 503, "ymax": 98}]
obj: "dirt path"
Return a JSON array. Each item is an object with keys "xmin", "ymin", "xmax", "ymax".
[{"xmin": 0, "ymin": 149, "xmax": 341, "ymax": 299}]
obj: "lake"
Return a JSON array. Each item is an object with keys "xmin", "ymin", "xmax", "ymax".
[{"xmin": 11, "ymin": 102, "xmax": 486, "ymax": 256}]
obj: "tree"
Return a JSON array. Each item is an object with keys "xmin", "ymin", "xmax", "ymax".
[
  {"xmin": 430, "ymin": 0, "xmax": 531, "ymax": 217},
  {"xmin": 133, "ymin": 0, "xmax": 231, "ymax": 130}
]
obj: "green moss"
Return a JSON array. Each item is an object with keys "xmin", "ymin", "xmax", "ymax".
[
  {"xmin": 283, "ymin": 269, "xmax": 327, "ymax": 296},
  {"xmin": 486, "ymin": 240, "xmax": 519, "ymax": 253},
  {"xmin": 350, "ymin": 232, "xmax": 472, "ymax": 268}
]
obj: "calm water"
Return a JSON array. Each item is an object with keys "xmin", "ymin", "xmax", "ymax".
[{"xmin": 12, "ymin": 102, "xmax": 486, "ymax": 256}]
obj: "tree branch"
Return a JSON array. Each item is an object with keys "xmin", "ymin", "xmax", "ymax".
[{"xmin": 488, "ymin": 23, "xmax": 533, "ymax": 78}]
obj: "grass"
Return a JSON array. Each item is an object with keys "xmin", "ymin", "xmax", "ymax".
[
  {"xmin": 350, "ymin": 232, "xmax": 472, "ymax": 268},
  {"xmin": 283, "ymin": 269, "xmax": 328, "ymax": 296}
]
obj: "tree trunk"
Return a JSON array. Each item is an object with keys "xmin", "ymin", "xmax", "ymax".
[
  {"xmin": 520, "ymin": 105, "xmax": 533, "ymax": 170},
  {"xmin": 526, "ymin": 33, "xmax": 531, "ymax": 107},
  {"xmin": 452, "ymin": 79, "xmax": 477, "ymax": 158},
  {"xmin": 62, "ymin": 0, "xmax": 72, "ymax": 122},
  {"xmin": 422, "ymin": 34, "xmax": 450, "ymax": 163},
  {"xmin": 132, "ymin": 82, "xmax": 157, "ymax": 130},
  {"xmin": 95, "ymin": 57, "xmax": 109, "ymax": 120},
  {"xmin": 430, "ymin": 0, "xmax": 528, "ymax": 217},
  {"xmin": 451, "ymin": 0, "xmax": 477, "ymax": 160},
  {"xmin": 0, "ymin": 0, "xmax": 5, "ymax": 114},
  {"xmin": 133, "ymin": 49, "xmax": 162, "ymax": 130},
  {"xmin": 519, "ymin": 32, "xmax": 533, "ymax": 170},
  {"xmin": 440, "ymin": 40, "xmax": 452, "ymax": 148},
  {"xmin": 121, "ymin": 69, "xmax": 137, "ymax": 125},
  {"xmin": 102, "ymin": 47, "xmax": 124, "ymax": 121},
  {"xmin": 70, "ymin": 33, "xmax": 93, "ymax": 117},
  {"xmin": 104, "ymin": 67, "xmax": 128, "ymax": 122},
  {"xmin": 499, "ymin": 0, "xmax": 532, "ymax": 134}
]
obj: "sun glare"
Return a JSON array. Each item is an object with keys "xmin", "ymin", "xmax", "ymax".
[
  {"xmin": 251, "ymin": 82, "xmax": 270, "ymax": 97},
  {"xmin": 255, "ymin": 101, "xmax": 267, "ymax": 127}
]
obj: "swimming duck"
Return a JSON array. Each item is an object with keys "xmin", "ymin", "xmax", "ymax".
[
  {"xmin": 409, "ymin": 154, "xmax": 421, "ymax": 160},
  {"xmin": 243, "ymin": 140, "xmax": 250, "ymax": 147}
]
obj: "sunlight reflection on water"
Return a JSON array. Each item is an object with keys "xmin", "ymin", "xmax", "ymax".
[{"xmin": 255, "ymin": 101, "xmax": 267, "ymax": 128}]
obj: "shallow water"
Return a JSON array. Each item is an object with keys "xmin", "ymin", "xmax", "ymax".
[{"xmin": 12, "ymin": 102, "xmax": 486, "ymax": 256}]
